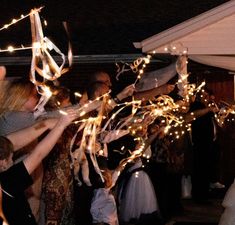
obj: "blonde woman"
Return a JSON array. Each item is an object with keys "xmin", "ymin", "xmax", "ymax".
[
  {"xmin": 0, "ymin": 78, "xmax": 42, "ymax": 222},
  {"xmin": 0, "ymin": 79, "xmax": 39, "ymax": 135}
]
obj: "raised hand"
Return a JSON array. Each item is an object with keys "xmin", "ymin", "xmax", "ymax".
[
  {"xmin": 116, "ymin": 84, "xmax": 136, "ymax": 101},
  {"xmin": 57, "ymin": 109, "xmax": 78, "ymax": 128}
]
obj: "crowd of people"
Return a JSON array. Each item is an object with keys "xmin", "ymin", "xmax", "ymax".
[{"xmin": 0, "ymin": 70, "xmax": 229, "ymax": 225}]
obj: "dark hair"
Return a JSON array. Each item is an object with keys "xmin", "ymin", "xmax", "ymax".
[
  {"xmin": 45, "ymin": 86, "xmax": 71, "ymax": 110},
  {"xmin": 89, "ymin": 71, "xmax": 110, "ymax": 84},
  {"xmin": 87, "ymin": 81, "xmax": 109, "ymax": 100},
  {"xmin": 0, "ymin": 136, "xmax": 13, "ymax": 160}
]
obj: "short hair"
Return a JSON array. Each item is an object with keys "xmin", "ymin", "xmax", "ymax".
[
  {"xmin": 88, "ymin": 71, "xmax": 111, "ymax": 87},
  {"xmin": 91, "ymin": 71, "xmax": 109, "ymax": 81},
  {"xmin": 45, "ymin": 86, "xmax": 71, "ymax": 110},
  {"xmin": 87, "ymin": 81, "xmax": 109, "ymax": 100},
  {"xmin": 0, "ymin": 136, "xmax": 13, "ymax": 160}
]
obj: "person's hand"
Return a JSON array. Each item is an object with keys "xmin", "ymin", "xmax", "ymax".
[
  {"xmin": 57, "ymin": 109, "xmax": 78, "ymax": 128},
  {"xmin": 116, "ymin": 84, "xmax": 135, "ymax": 101}
]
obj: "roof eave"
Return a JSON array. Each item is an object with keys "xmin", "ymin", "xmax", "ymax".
[{"xmin": 134, "ymin": 0, "xmax": 235, "ymax": 54}]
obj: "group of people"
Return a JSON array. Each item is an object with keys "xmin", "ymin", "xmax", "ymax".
[{"xmin": 0, "ymin": 70, "xmax": 227, "ymax": 225}]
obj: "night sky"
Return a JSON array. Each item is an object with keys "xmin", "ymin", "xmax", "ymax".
[{"xmin": 0, "ymin": 0, "xmax": 230, "ymax": 55}]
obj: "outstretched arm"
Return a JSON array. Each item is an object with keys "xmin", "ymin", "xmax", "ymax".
[
  {"xmin": 134, "ymin": 84, "xmax": 175, "ymax": 101},
  {"xmin": 24, "ymin": 109, "xmax": 77, "ymax": 175},
  {"xmin": 6, "ymin": 118, "xmax": 58, "ymax": 151}
]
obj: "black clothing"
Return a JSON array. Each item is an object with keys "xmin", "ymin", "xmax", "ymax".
[
  {"xmin": 0, "ymin": 161, "xmax": 37, "ymax": 225},
  {"xmin": 190, "ymin": 101, "xmax": 215, "ymax": 201}
]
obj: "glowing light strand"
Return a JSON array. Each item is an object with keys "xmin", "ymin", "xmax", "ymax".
[{"xmin": 0, "ymin": 6, "xmax": 44, "ymax": 31}]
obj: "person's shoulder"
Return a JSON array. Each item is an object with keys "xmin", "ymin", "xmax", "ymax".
[
  {"xmin": 0, "ymin": 111, "xmax": 35, "ymax": 134},
  {"xmin": 3, "ymin": 111, "xmax": 34, "ymax": 121},
  {"xmin": 1, "ymin": 161, "xmax": 33, "ymax": 194}
]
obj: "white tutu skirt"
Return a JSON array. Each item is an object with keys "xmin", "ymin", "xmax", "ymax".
[{"xmin": 119, "ymin": 160, "xmax": 158, "ymax": 222}]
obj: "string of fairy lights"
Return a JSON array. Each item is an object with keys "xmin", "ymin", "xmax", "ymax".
[
  {"xmin": 0, "ymin": 7, "xmax": 43, "ymax": 31},
  {"xmin": 0, "ymin": 7, "xmax": 45, "ymax": 53}
]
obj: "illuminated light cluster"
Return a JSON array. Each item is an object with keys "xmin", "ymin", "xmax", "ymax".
[
  {"xmin": 215, "ymin": 104, "xmax": 235, "ymax": 127},
  {"xmin": 168, "ymin": 122, "xmax": 191, "ymax": 142}
]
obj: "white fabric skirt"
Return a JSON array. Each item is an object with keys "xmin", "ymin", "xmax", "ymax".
[{"xmin": 119, "ymin": 160, "xmax": 158, "ymax": 222}]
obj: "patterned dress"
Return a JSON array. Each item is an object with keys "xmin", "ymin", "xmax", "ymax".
[{"xmin": 42, "ymin": 126, "xmax": 75, "ymax": 225}]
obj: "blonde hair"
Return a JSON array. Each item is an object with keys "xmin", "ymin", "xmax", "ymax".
[{"xmin": 0, "ymin": 79, "xmax": 36, "ymax": 115}]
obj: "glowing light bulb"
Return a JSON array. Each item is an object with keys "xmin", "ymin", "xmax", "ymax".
[
  {"xmin": 7, "ymin": 46, "xmax": 14, "ymax": 52},
  {"xmin": 74, "ymin": 92, "xmax": 82, "ymax": 97}
]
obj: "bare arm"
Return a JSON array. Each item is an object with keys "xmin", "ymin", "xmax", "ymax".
[
  {"xmin": 134, "ymin": 84, "xmax": 175, "ymax": 101},
  {"xmin": 115, "ymin": 84, "xmax": 135, "ymax": 101},
  {"xmin": 23, "ymin": 110, "xmax": 77, "ymax": 175},
  {"xmin": 6, "ymin": 118, "xmax": 57, "ymax": 151},
  {"xmin": 38, "ymin": 101, "xmax": 101, "ymax": 119}
]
